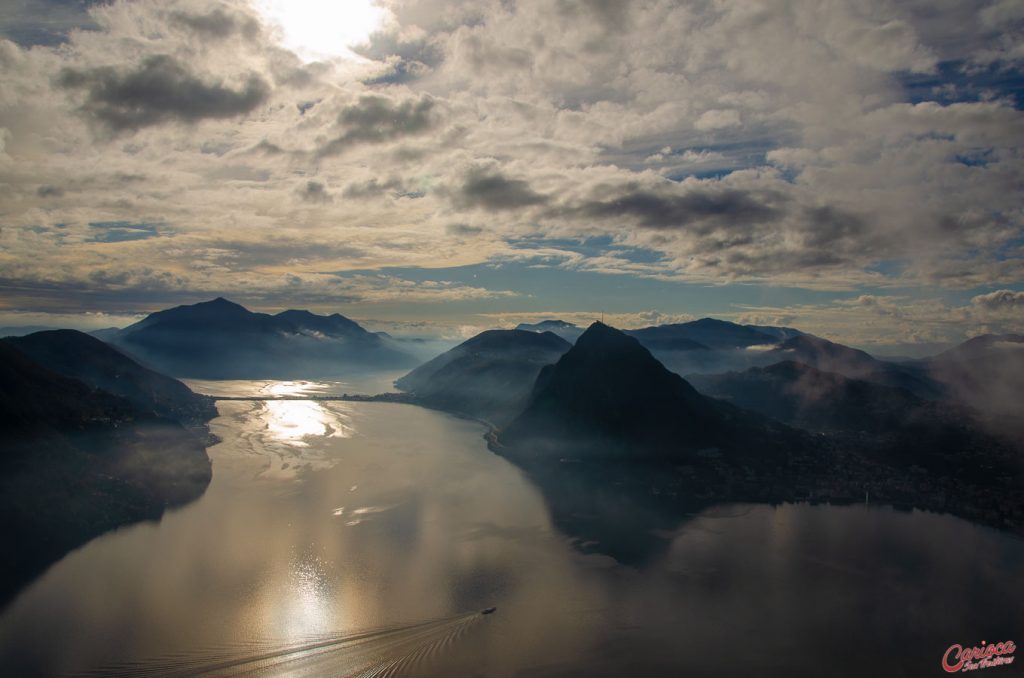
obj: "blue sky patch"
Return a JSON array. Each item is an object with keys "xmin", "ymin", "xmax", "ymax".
[{"xmin": 88, "ymin": 221, "xmax": 168, "ymax": 243}]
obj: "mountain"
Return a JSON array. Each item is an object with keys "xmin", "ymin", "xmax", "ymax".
[
  {"xmin": 0, "ymin": 342, "xmax": 212, "ymax": 602},
  {"xmin": 688, "ymin": 357, "xmax": 1021, "ymax": 480},
  {"xmin": 922, "ymin": 334, "xmax": 1024, "ymax": 439},
  {"xmin": 273, "ymin": 309, "xmax": 373, "ymax": 338},
  {"xmin": 111, "ymin": 297, "xmax": 416, "ymax": 378},
  {"xmin": 396, "ymin": 329, "xmax": 571, "ymax": 425},
  {"xmin": 6, "ymin": 330, "xmax": 216, "ymax": 425},
  {"xmin": 515, "ymin": 319, "xmax": 584, "ymax": 343},
  {"xmin": 619, "ymin": 318, "xmax": 802, "ymax": 377},
  {"xmin": 688, "ymin": 361, "xmax": 937, "ymax": 434},
  {"xmin": 0, "ymin": 325, "xmax": 61, "ymax": 337},
  {"xmin": 491, "ymin": 324, "xmax": 1022, "ymax": 560},
  {"xmin": 88, "ymin": 327, "xmax": 122, "ymax": 342},
  {"xmin": 742, "ymin": 324, "xmax": 805, "ymax": 342},
  {"xmin": 767, "ymin": 334, "xmax": 940, "ymax": 398},
  {"xmin": 627, "ymin": 318, "xmax": 776, "ymax": 350},
  {"xmin": 497, "ymin": 322, "xmax": 795, "ymax": 460}
]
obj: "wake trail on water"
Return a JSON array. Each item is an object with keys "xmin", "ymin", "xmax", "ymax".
[{"xmin": 74, "ymin": 611, "xmax": 487, "ymax": 677}]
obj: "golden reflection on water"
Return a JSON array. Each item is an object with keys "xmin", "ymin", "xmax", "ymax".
[
  {"xmin": 265, "ymin": 400, "xmax": 351, "ymax": 446},
  {"xmin": 266, "ymin": 381, "xmax": 327, "ymax": 398},
  {"xmin": 277, "ymin": 553, "xmax": 335, "ymax": 640}
]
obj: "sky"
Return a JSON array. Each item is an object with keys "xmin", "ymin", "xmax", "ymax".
[{"xmin": 0, "ymin": 0, "xmax": 1022, "ymax": 354}]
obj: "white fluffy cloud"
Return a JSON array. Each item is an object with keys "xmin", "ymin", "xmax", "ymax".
[{"xmin": 0, "ymin": 0, "xmax": 1021, "ymax": 343}]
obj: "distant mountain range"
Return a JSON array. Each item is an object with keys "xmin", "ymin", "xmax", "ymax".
[
  {"xmin": 514, "ymin": 320, "xmax": 583, "ymax": 343},
  {"xmin": 497, "ymin": 322, "xmax": 797, "ymax": 461},
  {"xmin": 0, "ymin": 332, "xmax": 216, "ymax": 602},
  {"xmin": 515, "ymin": 316, "xmax": 799, "ymax": 351},
  {"xmin": 396, "ymin": 329, "xmax": 571, "ymax": 426},
  {"xmin": 627, "ymin": 318, "xmax": 784, "ymax": 350},
  {"xmin": 404, "ymin": 317, "xmax": 1022, "ymax": 439},
  {"xmin": 516, "ymin": 316, "xmax": 810, "ymax": 376},
  {"xmin": 685, "ymin": 359, "xmax": 1006, "ymax": 472},
  {"xmin": 688, "ymin": 360, "xmax": 931, "ymax": 434},
  {"xmin": 919, "ymin": 334, "xmax": 1024, "ymax": 438},
  {"xmin": 765, "ymin": 334, "xmax": 941, "ymax": 399},
  {"xmin": 398, "ymin": 320, "xmax": 1022, "ymax": 559},
  {"xmin": 514, "ymin": 316, "xmax": 950, "ymax": 399},
  {"xmin": 107, "ymin": 297, "xmax": 417, "ymax": 379}
]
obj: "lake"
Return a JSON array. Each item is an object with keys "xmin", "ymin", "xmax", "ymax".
[{"xmin": 1, "ymin": 380, "xmax": 1021, "ymax": 676}]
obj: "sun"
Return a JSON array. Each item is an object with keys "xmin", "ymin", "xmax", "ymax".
[{"xmin": 254, "ymin": 0, "xmax": 388, "ymax": 62}]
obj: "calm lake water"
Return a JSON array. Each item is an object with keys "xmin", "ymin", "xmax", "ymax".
[{"xmin": 0, "ymin": 381, "xmax": 1021, "ymax": 676}]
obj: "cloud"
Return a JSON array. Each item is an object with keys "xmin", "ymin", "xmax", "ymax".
[
  {"xmin": 568, "ymin": 185, "xmax": 784, "ymax": 231},
  {"xmin": 0, "ymin": 0, "xmax": 1021, "ymax": 345},
  {"xmin": 446, "ymin": 223, "xmax": 483, "ymax": 236},
  {"xmin": 168, "ymin": 7, "xmax": 260, "ymax": 40},
  {"xmin": 478, "ymin": 309, "xmax": 697, "ymax": 330},
  {"xmin": 694, "ymin": 109, "xmax": 741, "ymax": 131},
  {"xmin": 453, "ymin": 167, "xmax": 549, "ymax": 211},
  {"xmin": 58, "ymin": 54, "xmax": 270, "ymax": 131},
  {"xmin": 316, "ymin": 94, "xmax": 438, "ymax": 157},
  {"xmin": 36, "ymin": 185, "xmax": 64, "ymax": 198},
  {"xmin": 342, "ymin": 176, "xmax": 407, "ymax": 199},
  {"xmin": 297, "ymin": 180, "xmax": 332, "ymax": 203},
  {"xmin": 972, "ymin": 289, "xmax": 1024, "ymax": 311}
]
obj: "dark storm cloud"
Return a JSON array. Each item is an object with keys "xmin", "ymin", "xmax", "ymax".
[
  {"xmin": 316, "ymin": 95, "xmax": 438, "ymax": 157},
  {"xmin": 446, "ymin": 223, "xmax": 484, "ymax": 236},
  {"xmin": 800, "ymin": 206, "xmax": 868, "ymax": 249},
  {"xmin": 168, "ymin": 8, "xmax": 260, "ymax": 40},
  {"xmin": 354, "ymin": 29, "xmax": 443, "ymax": 85},
  {"xmin": 342, "ymin": 177, "xmax": 406, "ymax": 199},
  {"xmin": 353, "ymin": 29, "xmax": 444, "ymax": 67},
  {"xmin": 454, "ymin": 168, "xmax": 549, "ymax": 211},
  {"xmin": 556, "ymin": 0, "xmax": 632, "ymax": 31},
  {"xmin": 363, "ymin": 60, "xmax": 434, "ymax": 87},
  {"xmin": 297, "ymin": 180, "xmax": 333, "ymax": 203},
  {"xmin": 569, "ymin": 187, "xmax": 785, "ymax": 231},
  {"xmin": 36, "ymin": 185, "xmax": 64, "ymax": 198},
  {"xmin": 459, "ymin": 33, "xmax": 533, "ymax": 72},
  {"xmin": 58, "ymin": 55, "xmax": 270, "ymax": 132}
]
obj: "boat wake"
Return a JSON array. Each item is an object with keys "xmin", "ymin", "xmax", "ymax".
[{"xmin": 74, "ymin": 611, "xmax": 489, "ymax": 677}]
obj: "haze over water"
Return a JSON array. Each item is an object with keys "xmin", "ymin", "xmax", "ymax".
[{"xmin": 0, "ymin": 383, "xmax": 1021, "ymax": 676}]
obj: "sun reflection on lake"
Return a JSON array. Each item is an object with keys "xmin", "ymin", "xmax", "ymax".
[
  {"xmin": 266, "ymin": 381, "xmax": 327, "ymax": 398},
  {"xmin": 265, "ymin": 401, "xmax": 352, "ymax": 446},
  {"xmin": 276, "ymin": 553, "xmax": 335, "ymax": 641}
]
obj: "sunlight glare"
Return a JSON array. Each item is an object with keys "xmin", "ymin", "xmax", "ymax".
[
  {"xmin": 254, "ymin": 0, "xmax": 387, "ymax": 61},
  {"xmin": 266, "ymin": 400, "xmax": 352, "ymax": 445}
]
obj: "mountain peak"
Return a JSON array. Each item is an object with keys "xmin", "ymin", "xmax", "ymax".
[
  {"xmin": 515, "ymin": 319, "xmax": 584, "ymax": 343},
  {"xmin": 205, "ymin": 296, "xmax": 245, "ymax": 309},
  {"xmin": 498, "ymin": 322, "xmax": 748, "ymax": 458},
  {"xmin": 576, "ymin": 321, "xmax": 644, "ymax": 350},
  {"xmin": 395, "ymin": 328, "xmax": 571, "ymax": 426}
]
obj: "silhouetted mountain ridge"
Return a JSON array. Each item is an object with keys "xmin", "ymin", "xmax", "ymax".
[
  {"xmin": 112, "ymin": 298, "xmax": 416, "ymax": 378},
  {"xmin": 627, "ymin": 318, "xmax": 777, "ymax": 350},
  {"xmin": 6, "ymin": 330, "xmax": 215, "ymax": 425},
  {"xmin": 396, "ymin": 329, "xmax": 571, "ymax": 425},
  {"xmin": 689, "ymin": 360, "xmax": 940, "ymax": 434},
  {"xmin": 0, "ymin": 341, "xmax": 212, "ymax": 603},
  {"xmin": 498, "ymin": 322, "xmax": 796, "ymax": 460},
  {"xmin": 768, "ymin": 334, "xmax": 940, "ymax": 398},
  {"xmin": 515, "ymin": 320, "xmax": 584, "ymax": 343}
]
